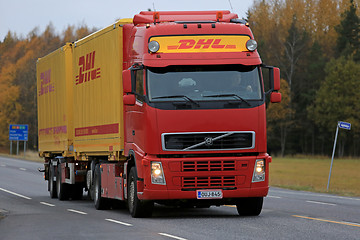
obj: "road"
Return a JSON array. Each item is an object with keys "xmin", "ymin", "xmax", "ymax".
[{"xmin": 0, "ymin": 156, "xmax": 359, "ymax": 240}]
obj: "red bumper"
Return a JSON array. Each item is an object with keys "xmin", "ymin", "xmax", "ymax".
[
  {"xmin": 137, "ymin": 154, "xmax": 271, "ymax": 201},
  {"xmin": 138, "ymin": 186, "xmax": 269, "ymax": 200}
]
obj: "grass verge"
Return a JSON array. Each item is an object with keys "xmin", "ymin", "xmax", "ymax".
[
  {"xmin": 0, "ymin": 151, "xmax": 43, "ymax": 163},
  {"xmin": 270, "ymin": 156, "xmax": 360, "ymax": 197}
]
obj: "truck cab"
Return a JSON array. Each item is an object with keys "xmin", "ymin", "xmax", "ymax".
[{"xmin": 121, "ymin": 11, "xmax": 281, "ymax": 217}]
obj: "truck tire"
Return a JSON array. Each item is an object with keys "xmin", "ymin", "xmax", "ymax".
[
  {"xmin": 57, "ymin": 164, "xmax": 69, "ymax": 200},
  {"xmin": 236, "ymin": 197, "xmax": 263, "ymax": 216},
  {"xmin": 94, "ymin": 164, "xmax": 108, "ymax": 210},
  {"xmin": 128, "ymin": 167, "xmax": 153, "ymax": 218},
  {"xmin": 49, "ymin": 164, "xmax": 57, "ymax": 198}
]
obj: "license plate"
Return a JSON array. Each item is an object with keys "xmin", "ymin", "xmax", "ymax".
[{"xmin": 196, "ymin": 189, "xmax": 223, "ymax": 199}]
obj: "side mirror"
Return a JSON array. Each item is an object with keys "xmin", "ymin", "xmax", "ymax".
[
  {"xmin": 272, "ymin": 67, "xmax": 280, "ymax": 91},
  {"xmin": 123, "ymin": 94, "xmax": 136, "ymax": 105},
  {"xmin": 123, "ymin": 70, "xmax": 132, "ymax": 93},
  {"xmin": 262, "ymin": 64, "xmax": 281, "ymax": 103},
  {"xmin": 270, "ymin": 92, "xmax": 281, "ymax": 103}
]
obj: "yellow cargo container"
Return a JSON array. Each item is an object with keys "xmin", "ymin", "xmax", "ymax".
[
  {"xmin": 37, "ymin": 19, "xmax": 132, "ymax": 159},
  {"xmin": 37, "ymin": 43, "xmax": 73, "ymax": 157},
  {"xmin": 72, "ymin": 23, "xmax": 126, "ymax": 159}
]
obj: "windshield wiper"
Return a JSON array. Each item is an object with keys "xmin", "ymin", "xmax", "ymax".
[
  {"xmin": 152, "ymin": 95, "xmax": 200, "ymax": 106},
  {"xmin": 203, "ymin": 94, "xmax": 251, "ymax": 106}
]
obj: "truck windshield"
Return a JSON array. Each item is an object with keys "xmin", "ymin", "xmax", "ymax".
[{"xmin": 147, "ymin": 65, "xmax": 262, "ymax": 102}]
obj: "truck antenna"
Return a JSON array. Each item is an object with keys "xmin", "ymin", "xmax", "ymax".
[
  {"xmin": 153, "ymin": 2, "xmax": 156, "ymax": 11},
  {"xmin": 228, "ymin": 0, "xmax": 234, "ymax": 12}
]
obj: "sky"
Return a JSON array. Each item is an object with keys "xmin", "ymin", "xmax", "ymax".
[{"xmin": 0, "ymin": 0, "xmax": 254, "ymax": 41}]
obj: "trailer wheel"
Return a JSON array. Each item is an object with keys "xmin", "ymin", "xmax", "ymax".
[
  {"xmin": 94, "ymin": 164, "xmax": 108, "ymax": 210},
  {"xmin": 128, "ymin": 167, "xmax": 153, "ymax": 218},
  {"xmin": 57, "ymin": 164, "xmax": 69, "ymax": 200},
  {"xmin": 49, "ymin": 164, "xmax": 57, "ymax": 198},
  {"xmin": 236, "ymin": 197, "xmax": 263, "ymax": 216}
]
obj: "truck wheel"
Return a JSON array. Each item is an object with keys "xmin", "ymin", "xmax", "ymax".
[
  {"xmin": 94, "ymin": 164, "xmax": 108, "ymax": 209},
  {"xmin": 57, "ymin": 164, "xmax": 69, "ymax": 200},
  {"xmin": 49, "ymin": 164, "xmax": 57, "ymax": 198},
  {"xmin": 236, "ymin": 197, "xmax": 263, "ymax": 216},
  {"xmin": 128, "ymin": 167, "xmax": 153, "ymax": 218}
]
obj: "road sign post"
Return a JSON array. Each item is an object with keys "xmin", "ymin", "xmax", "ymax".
[
  {"xmin": 9, "ymin": 124, "xmax": 28, "ymax": 156},
  {"xmin": 327, "ymin": 121, "xmax": 351, "ymax": 191}
]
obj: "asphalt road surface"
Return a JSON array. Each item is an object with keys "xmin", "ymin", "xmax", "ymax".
[{"xmin": 1, "ymin": 156, "xmax": 359, "ymax": 240}]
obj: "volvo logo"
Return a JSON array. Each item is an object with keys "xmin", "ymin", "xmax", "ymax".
[{"xmin": 204, "ymin": 137, "xmax": 214, "ymax": 146}]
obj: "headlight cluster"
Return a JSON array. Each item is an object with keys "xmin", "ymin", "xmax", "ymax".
[
  {"xmin": 151, "ymin": 162, "xmax": 166, "ymax": 185},
  {"xmin": 252, "ymin": 159, "xmax": 265, "ymax": 182}
]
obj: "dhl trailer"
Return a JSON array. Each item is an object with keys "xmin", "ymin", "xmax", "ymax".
[{"xmin": 37, "ymin": 11, "xmax": 281, "ymax": 217}]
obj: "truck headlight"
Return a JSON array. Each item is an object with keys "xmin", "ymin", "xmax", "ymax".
[
  {"xmin": 148, "ymin": 40, "xmax": 160, "ymax": 53},
  {"xmin": 252, "ymin": 159, "xmax": 265, "ymax": 182},
  {"xmin": 246, "ymin": 39, "xmax": 257, "ymax": 51},
  {"xmin": 151, "ymin": 162, "xmax": 166, "ymax": 185}
]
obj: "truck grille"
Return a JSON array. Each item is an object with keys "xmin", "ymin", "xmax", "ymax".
[
  {"xmin": 182, "ymin": 160, "xmax": 235, "ymax": 172},
  {"xmin": 162, "ymin": 131, "xmax": 254, "ymax": 151},
  {"xmin": 182, "ymin": 176, "xmax": 236, "ymax": 189}
]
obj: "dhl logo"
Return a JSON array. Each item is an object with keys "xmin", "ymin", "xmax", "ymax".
[
  {"xmin": 76, "ymin": 51, "xmax": 101, "ymax": 85},
  {"xmin": 39, "ymin": 69, "xmax": 54, "ymax": 96},
  {"xmin": 150, "ymin": 35, "xmax": 250, "ymax": 53},
  {"xmin": 167, "ymin": 39, "xmax": 236, "ymax": 50}
]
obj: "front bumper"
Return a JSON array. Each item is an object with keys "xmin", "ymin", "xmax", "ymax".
[
  {"xmin": 138, "ymin": 186, "xmax": 269, "ymax": 200},
  {"xmin": 137, "ymin": 153, "xmax": 271, "ymax": 201}
]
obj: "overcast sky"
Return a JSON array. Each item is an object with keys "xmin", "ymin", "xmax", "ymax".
[{"xmin": 0, "ymin": 0, "xmax": 254, "ymax": 41}]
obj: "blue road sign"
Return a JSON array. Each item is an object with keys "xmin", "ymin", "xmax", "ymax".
[
  {"xmin": 9, "ymin": 124, "xmax": 28, "ymax": 141},
  {"xmin": 338, "ymin": 121, "xmax": 351, "ymax": 130}
]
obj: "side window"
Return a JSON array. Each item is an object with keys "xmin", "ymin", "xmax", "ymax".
[{"xmin": 135, "ymin": 69, "xmax": 144, "ymax": 101}]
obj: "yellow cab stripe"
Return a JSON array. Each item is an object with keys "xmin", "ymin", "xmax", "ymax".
[{"xmin": 150, "ymin": 35, "xmax": 251, "ymax": 53}]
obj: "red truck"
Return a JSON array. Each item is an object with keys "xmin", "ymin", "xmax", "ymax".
[{"xmin": 37, "ymin": 10, "xmax": 281, "ymax": 218}]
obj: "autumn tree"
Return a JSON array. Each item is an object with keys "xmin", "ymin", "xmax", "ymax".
[
  {"xmin": 0, "ymin": 23, "xmax": 95, "ymax": 151},
  {"xmin": 248, "ymin": 0, "xmax": 360, "ymax": 156}
]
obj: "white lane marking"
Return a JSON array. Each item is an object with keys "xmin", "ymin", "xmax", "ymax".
[
  {"xmin": 0, "ymin": 187, "xmax": 32, "ymax": 200},
  {"xmin": 306, "ymin": 200, "xmax": 336, "ymax": 206},
  {"xmin": 67, "ymin": 209, "xmax": 87, "ymax": 215},
  {"xmin": 40, "ymin": 202, "xmax": 55, "ymax": 207},
  {"xmin": 271, "ymin": 189, "xmax": 360, "ymax": 201},
  {"xmin": 267, "ymin": 196, "xmax": 282, "ymax": 199},
  {"xmin": 158, "ymin": 233, "xmax": 188, "ymax": 240},
  {"xmin": 105, "ymin": 218, "xmax": 133, "ymax": 226},
  {"xmin": 19, "ymin": 168, "xmax": 27, "ymax": 171},
  {"xmin": 0, "ymin": 164, "xmax": 6, "ymax": 167}
]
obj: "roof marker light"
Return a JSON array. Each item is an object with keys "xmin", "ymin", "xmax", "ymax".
[
  {"xmin": 153, "ymin": 12, "xmax": 160, "ymax": 24},
  {"xmin": 216, "ymin": 11, "xmax": 223, "ymax": 21}
]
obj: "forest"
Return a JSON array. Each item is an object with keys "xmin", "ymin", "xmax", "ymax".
[{"xmin": 0, "ymin": 0, "xmax": 359, "ymax": 157}]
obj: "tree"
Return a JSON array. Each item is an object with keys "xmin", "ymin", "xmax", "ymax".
[
  {"xmin": 280, "ymin": 15, "xmax": 310, "ymax": 94},
  {"xmin": 311, "ymin": 57, "xmax": 360, "ymax": 156},
  {"xmin": 0, "ymin": 23, "xmax": 96, "ymax": 151},
  {"xmin": 267, "ymin": 79, "xmax": 294, "ymax": 156},
  {"xmin": 335, "ymin": 0, "xmax": 360, "ymax": 61},
  {"xmin": 0, "ymin": 64, "xmax": 22, "ymax": 146}
]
